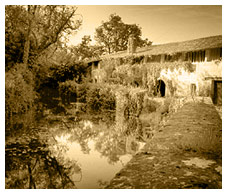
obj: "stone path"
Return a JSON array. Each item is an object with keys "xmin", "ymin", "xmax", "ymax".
[{"xmin": 106, "ymin": 102, "xmax": 222, "ymax": 189}]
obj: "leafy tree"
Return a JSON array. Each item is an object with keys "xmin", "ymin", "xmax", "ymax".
[
  {"xmin": 5, "ymin": 6, "xmax": 28, "ymax": 70},
  {"xmin": 71, "ymin": 35, "xmax": 93, "ymax": 60},
  {"xmin": 5, "ymin": 5, "xmax": 82, "ymax": 70},
  {"xmin": 71, "ymin": 35, "xmax": 104, "ymax": 60},
  {"xmin": 5, "ymin": 5, "xmax": 84, "ymax": 134},
  {"xmin": 94, "ymin": 14, "xmax": 152, "ymax": 54},
  {"xmin": 141, "ymin": 38, "xmax": 153, "ymax": 47},
  {"xmin": 5, "ymin": 63, "xmax": 37, "ymax": 134}
]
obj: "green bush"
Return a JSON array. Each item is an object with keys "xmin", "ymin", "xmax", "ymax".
[
  {"xmin": 5, "ymin": 63, "xmax": 37, "ymax": 134},
  {"xmin": 76, "ymin": 83, "xmax": 88, "ymax": 103},
  {"xmin": 86, "ymin": 83, "xmax": 116, "ymax": 113},
  {"xmin": 198, "ymin": 82, "xmax": 211, "ymax": 97},
  {"xmin": 58, "ymin": 80, "xmax": 88, "ymax": 105},
  {"xmin": 51, "ymin": 62, "xmax": 88, "ymax": 84},
  {"xmin": 142, "ymin": 98, "xmax": 159, "ymax": 113},
  {"xmin": 58, "ymin": 80, "xmax": 77, "ymax": 104},
  {"xmin": 37, "ymin": 62, "xmax": 89, "ymax": 94},
  {"xmin": 37, "ymin": 62, "xmax": 89, "ymax": 109},
  {"xmin": 103, "ymin": 60, "xmax": 116, "ymax": 80}
]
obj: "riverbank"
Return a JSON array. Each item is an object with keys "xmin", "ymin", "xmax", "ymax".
[{"xmin": 106, "ymin": 100, "xmax": 222, "ymax": 189}]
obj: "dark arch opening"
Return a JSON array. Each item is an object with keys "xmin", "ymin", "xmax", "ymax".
[{"xmin": 157, "ymin": 80, "xmax": 166, "ymax": 97}]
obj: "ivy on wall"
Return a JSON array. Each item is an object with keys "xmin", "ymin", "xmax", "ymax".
[{"xmin": 99, "ymin": 55, "xmax": 195, "ymax": 97}]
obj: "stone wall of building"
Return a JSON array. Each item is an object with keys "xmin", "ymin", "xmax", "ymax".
[
  {"xmin": 155, "ymin": 60, "xmax": 222, "ymax": 97},
  {"xmin": 159, "ymin": 67, "xmax": 192, "ymax": 97},
  {"xmin": 89, "ymin": 56, "xmax": 222, "ymax": 98},
  {"xmin": 196, "ymin": 60, "xmax": 222, "ymax": 96}
]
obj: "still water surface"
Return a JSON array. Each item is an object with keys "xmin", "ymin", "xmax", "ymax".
[
  {"xmin": 49, "ymin": 119, "xmax": 145, "ymax": 188},
  {"xmin": 5, "ymin": 115, "xmax": 145, "ymax": 189}
]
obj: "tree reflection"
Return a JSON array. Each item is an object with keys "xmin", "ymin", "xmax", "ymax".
[
  {"xmin": 94, "ymin": 124, "xmax": 141, "ymax": 164},
  {"xmin": 55, "ymin": 116, "xmax": 143, "ymax": 165},
  {"xmin": 95, "ymin": 128, "xmax": 125, "ymax": 164},
  {"xmin": 58, "ymin": 117, "xmax": 141, "ymax": 165},
  {"xmin": 68, "ymin": 120, "xmax": 99, "ymax": 154},
  {"xmin": 6, "ymin": 112, "xmax": 146, "ymax": 189},
  {"xmin": 5, "ymin": 138, "xmax": 81, "ymax": 189}
]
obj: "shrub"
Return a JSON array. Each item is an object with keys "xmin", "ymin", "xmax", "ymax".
[
  {"xmin": 5, "ymin": 63, "xmax": 37, "ymax": 134},
  {"xmin": 38, "ymin": 62, "xmax": 89, "ymax": 93},
  {"xmin": 37, "ymin": 62, "xmax": 89, "ymax": 109},
  {"xmin": 52, "ymin": 62, "xmax": 88, "ymax": 84},
  {"xmin": 76, "ymin": 83, "xmax": 88, "ymax": 103},
  {"xmin": 86, "ymin": 83, "xmax": 116, "ymax": 113},
  {"xmin": 198, "ymin": 82, "xmax": 211, "ymax": 97},
  {"xmin": 58, "ymin": 80, "xmax": 77, "ymax": 104},
  {"xmin": 58, "ymin": 80, "xmax": 89, "ymax": 105},
  {"xmin": 103, "ymin": 60, "xmax": 116, "ymax": 80},
  {"xmin": 142, "ymin": 98, "xmax": 159, "ymax": 113}
]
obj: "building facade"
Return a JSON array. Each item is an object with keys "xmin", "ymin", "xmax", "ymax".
[{"xmin": 86, "ymin": 35, "xmax": 222, "ymax": 105}]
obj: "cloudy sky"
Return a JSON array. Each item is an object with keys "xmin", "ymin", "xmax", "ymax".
[{"xmin": 69, "ymin": 5, "xmax": 222, "ymax": 46}]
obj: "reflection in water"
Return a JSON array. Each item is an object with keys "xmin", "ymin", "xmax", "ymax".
[
  {"xmin": 5, "ymin": 138, "xmax": 81, "ymax": 189},
  {"xmin": 5, "ymin": 115, "xmax": 145, "ymax": 189},
  {"xmin": 51, "ymin": 119, "xmax": 145, "ymax": 188}
]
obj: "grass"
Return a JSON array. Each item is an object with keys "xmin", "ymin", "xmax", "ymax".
[{"xmin": 176, "ymin": 128, "xmax": 222, "ymax": 160}]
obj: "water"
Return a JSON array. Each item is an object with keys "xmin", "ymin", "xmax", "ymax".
[
  {"xmin": 49, "ymin": 119, "xmax": 145, "ymax": 188},
  {"xmin": 5, "ymin": 115, "xmax": 145, "ymax": 189}
]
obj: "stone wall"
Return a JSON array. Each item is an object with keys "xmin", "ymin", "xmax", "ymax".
[
  {"xmin": 154, "ymin": 60, "xmax": 222, "ymax": 97},
  {"xmin": 159, "ymin": 67, "xmax": 193, "ymax": 97},
  {"xmin": 90, "ymin": 57, "xmax": 222, "ymax": 98},
  {"xmin": 196, "ymin": 60, "xmax": 222, "ymax": 96}
]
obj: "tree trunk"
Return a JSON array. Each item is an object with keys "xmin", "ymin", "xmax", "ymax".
[{"xmin": 23, "ymin": 5, "xmax": 36, "ymax": 65}]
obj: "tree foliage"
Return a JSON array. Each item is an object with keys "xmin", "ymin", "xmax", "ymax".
[
  {"xmin": 5, "ymin": 5, "xmax": 82, "ymax": 70},
  {"xmin": 95, "ymin": 14, "xmax": 152, "ymax": 54},
  {"xmin": 5, "ymin": 5, "xmax": 84, "ymax": 134},
  {"xmin": 70, "ymin": 35, "xmax": 104, "ymax": 60},
  {"xmin": 5, "ymin": 63, "xmax": 37, "ymax": 134},
  {"xmin": 86, "ymin": 83, "xmax": 116, "ymax": 113}
]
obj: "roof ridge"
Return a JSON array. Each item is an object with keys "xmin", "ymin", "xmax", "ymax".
[
  {"xmin": 88, "ymin": 35, "xmax": 222, "ymax": 61},
  {"xmin": 136, "ymin": 35, "xmax": 222, "ymax": 53}
]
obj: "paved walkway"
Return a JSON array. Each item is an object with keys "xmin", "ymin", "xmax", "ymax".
[{"xmin": 106, "ymin": 101, "xmax": 222, "ymax": 189}]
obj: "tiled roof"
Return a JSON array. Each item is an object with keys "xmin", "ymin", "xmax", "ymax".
[{"xmin": 100, "ymin": 35, "xmax": 222, "ymax": 59}]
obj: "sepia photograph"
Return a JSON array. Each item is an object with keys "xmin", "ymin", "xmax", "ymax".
[{"xmin": 4, "ymin": 1, "xmax": 222, "ymax": 190}]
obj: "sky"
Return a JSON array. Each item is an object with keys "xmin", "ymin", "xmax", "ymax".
[{"xmin": 68, "ymin": 5, "xmax": 222, "ymax": 46}]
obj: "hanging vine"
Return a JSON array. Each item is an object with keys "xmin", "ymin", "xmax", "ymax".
[{"xmin": 100, "ymin": 55, "xmax": 195, "ymax": 97}]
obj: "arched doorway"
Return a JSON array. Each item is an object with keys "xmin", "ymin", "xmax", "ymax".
[{"xmin": 157, "ymin": 80, "xmax": 166, "ymax": 97}]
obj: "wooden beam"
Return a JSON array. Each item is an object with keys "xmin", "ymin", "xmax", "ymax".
[{"xmin": 204, "ymin": 76, "xmax": 222, "ymax": 80}]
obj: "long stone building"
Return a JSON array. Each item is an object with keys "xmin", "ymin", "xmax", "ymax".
[{"xmin": 86, "ymin": 35, "xmax": 222, "ymax": 105}]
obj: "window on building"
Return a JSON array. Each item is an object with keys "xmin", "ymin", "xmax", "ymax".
[
  {"xmin": 164, "ymin": 55, "xmax": 173, "ymax": 62},
  {"xmin": 206, "ymin": 48, "xmax": 222, "ymax": 61},
  {"xmin": 189, "ymin": 50, "xmax": 205, "ymax": 62}
]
